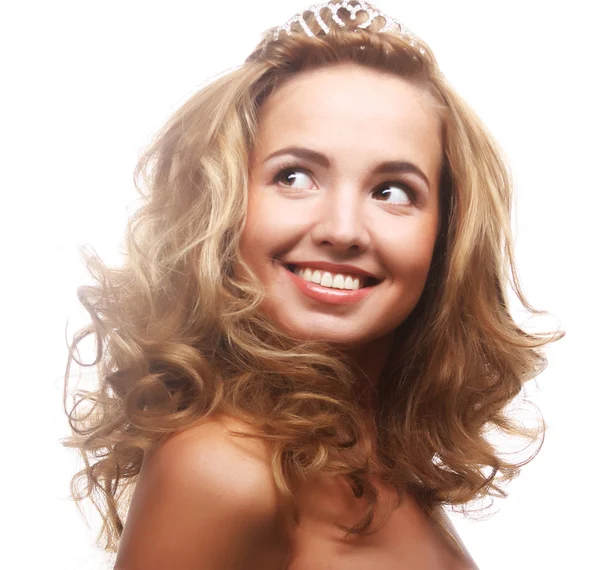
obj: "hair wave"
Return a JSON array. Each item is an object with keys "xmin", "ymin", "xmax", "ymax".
[{"xmin": 63, "ymin": 8, "xmax": 563, "ymax": 552}]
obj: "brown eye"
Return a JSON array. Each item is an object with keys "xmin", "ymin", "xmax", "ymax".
[
  {"xmin": 371, "ymin": 183, "xmax": 413, "ymax": 204},
  {"xmin": 274, "ymin": 168, "xmax": 314, "ymax": 189}
]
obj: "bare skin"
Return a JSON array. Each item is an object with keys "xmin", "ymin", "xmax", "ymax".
[
  {"xmin": 197, "ymin": 414, "xmax": 477, "ymax": 570},
  {"xmin": 221, "ymin": 414, "xmax": 479, "ymax": 570},
  {"xmin": 284, "ymin": 436, "xmax": 478, "ymax": 569},
  {"xmin": 115, "ymin": 412, "xmax": 477, "ymax": 569}
]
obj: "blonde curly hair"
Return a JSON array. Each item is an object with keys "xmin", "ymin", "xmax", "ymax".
[{"xmin": 63, "ymin": 6, "xmax": 563, "ymax": 552}]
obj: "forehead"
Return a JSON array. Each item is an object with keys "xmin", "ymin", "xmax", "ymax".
[{"xmin": 254, "ymin": 62, "xmax": 442, "ymax": 177}]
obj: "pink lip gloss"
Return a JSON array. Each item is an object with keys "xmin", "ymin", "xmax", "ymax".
[{"xmin": 286, "ymin": 267, "xmax": 374, "ymax": 305}]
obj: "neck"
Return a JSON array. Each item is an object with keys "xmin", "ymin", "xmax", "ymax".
[{"xmin": 347, "ymin": 332, "xmax": 395, "ymax": 415}]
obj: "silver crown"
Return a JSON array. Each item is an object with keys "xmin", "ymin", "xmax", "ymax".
[{"xmin": 272, "ymin": 0, "xmax": 423, "ymax": 53}]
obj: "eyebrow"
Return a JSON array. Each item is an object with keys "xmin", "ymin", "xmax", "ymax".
[{"xmin": 263, "ymin": 146, "xmax": 431, "ymax": 189}]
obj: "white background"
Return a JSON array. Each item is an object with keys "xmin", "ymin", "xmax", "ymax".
[{"xmin": 1, "ymin": 0, "xmax": 598, "ymax": 568}]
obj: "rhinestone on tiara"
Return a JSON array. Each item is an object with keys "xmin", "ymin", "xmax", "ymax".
[{"xmin": 272, "ymin": 0, "xmax": 422, "ymax": 53}]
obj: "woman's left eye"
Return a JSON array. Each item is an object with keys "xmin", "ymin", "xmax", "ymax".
[{"xmin": 371, "ymin": 183, "xmax": 414, "ymax": 205}]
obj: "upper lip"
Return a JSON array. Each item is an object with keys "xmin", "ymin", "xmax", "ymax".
[{"xmin": 283, "ymin": 260, "xmax": 380, "ymax": 280}]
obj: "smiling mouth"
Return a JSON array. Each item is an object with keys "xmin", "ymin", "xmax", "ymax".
[{"xmin": 285, "ymin": 263, "xmax": 380, "ymax": 290}]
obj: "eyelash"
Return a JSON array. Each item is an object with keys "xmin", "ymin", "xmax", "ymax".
[{"xmin": 271, "ymin": 162, "xmax": 419, "ymax": 204}]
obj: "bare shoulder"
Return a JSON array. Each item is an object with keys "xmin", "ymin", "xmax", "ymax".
[
  {"xmin": 150, "ymin": 414, "xmax": 278, "ymax": 499},
  {"xmin": 433, "ymin": 507, "xmax": 480, "ymax": 570},
  {"xmin": 115, "ymin": 414, "xmax": 290, "ymax": 570}
]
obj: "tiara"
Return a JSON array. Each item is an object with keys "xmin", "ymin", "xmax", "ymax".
[{"xmin": 271, "ymin": 0, "xmax": 424, "ymax": 54}]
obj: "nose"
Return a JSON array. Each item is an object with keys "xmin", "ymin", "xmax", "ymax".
[{"xmin": 311, "ymin": 185, "xmax": 370, "ymax": 253}]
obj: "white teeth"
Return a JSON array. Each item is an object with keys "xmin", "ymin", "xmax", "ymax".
[
  {"xmin": 321, "ymin": 272, "xmax": 333, "ymax": 287},
  {"xmin": 291, "ymin": 266, "xmax": 368, "ymax": 290},
  {"xmin": 332, "ymin": 274, "xmax": 345, "ymax": 289}
]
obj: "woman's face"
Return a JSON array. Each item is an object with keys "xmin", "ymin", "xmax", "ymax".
[{"xmin": 240, "ymin": 62, "xmax": 442, "ymax": 348}]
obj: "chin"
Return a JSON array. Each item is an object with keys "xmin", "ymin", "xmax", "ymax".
[
  {"xmin": 297, "ymin": 331, "xmax": 367, "ymax": 348},
  {"xmin": 270, "ymin": 315, "xmax": 384, "ymax": 350}
]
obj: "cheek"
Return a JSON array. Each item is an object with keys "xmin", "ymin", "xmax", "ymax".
[
  {"xmin": 240, "ymin": 190, "xmax": 315, "ymax": 261},
  {"xmin": 379, "ymin": 219, "xmax": 438, "ymax": 287},
  {"xmin": 239, "ymin": 190, "xmax": 296, "ymax": 276}
]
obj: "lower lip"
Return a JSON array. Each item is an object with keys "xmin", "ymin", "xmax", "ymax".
[{"xmin": 285, "ymin": 267, "xmax": 375, "ymax": 305}]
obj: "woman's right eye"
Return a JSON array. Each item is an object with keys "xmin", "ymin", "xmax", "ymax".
[{"xmin": 273, "ymin": 167, "xmax": 315, "ymax": 190}]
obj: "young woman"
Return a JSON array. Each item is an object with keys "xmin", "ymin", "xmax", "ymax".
[{"xmin": 64, "ymin": 2, "xmax": 562, "ymax": 568}]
